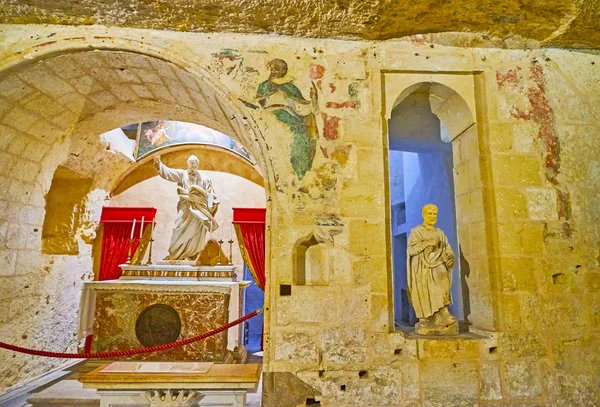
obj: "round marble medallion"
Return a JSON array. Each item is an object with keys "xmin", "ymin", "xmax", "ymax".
[{"xmin": 135, "ymin": 303, "xmax": 182, "ymax": 347}]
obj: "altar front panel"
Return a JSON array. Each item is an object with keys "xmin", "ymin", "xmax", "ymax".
[{"xmin": 92, "ymin": 288, "xmax": 230, "ymax": 362}]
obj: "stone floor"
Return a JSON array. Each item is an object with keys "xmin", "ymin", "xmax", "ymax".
[{"xmin": 0, "ymin": 353, "xmax": 264, "ymax": 407}]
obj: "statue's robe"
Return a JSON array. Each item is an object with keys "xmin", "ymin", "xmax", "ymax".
[
  {"xmin": 257, "ymin": 77, "xmax": 318, "ymax": 180},
  {"xmin": 407, "ymin": 225, "xmax": 454, "ymax": 319},
  {"xmin": 158, "ymin": 163, "xmax": 219, "ymax": 260}
]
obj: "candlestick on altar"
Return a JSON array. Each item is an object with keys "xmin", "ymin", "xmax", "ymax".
[
  {"xmin": 145, "ymin": 220, "xmax": 156, "ymax": 265},
  {"xmin": 217, "ymin": 239, "xmax": 224, "ymax": 266},
  {"xmin": 126, "ymin": 238, "xmax": 134, "ymax": 264},
  {"xmin": 130, "ymin": 218, "xmax": 136, "ymax": 240},
  {"xmin": 227, "ymin": 238, "xmax": 234, "ymax": 266}
]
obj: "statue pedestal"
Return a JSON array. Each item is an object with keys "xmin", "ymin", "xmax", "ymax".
[
  {"xmin": 415, "ymin": 309, "xmax": 459, "ymax": 336},
  {"xmin": 82, "ymin": 267, "xmax": 250, "ymax": 363}
]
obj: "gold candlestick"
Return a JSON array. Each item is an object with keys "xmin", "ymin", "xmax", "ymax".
[
  {"xmin": 227, "ymin": 239, "xmax": 234, "ymax": 266},
  {"xmin": 145, "ymin": 237, "xmax": 154, "ymax": 265},
  {"xmin": 217, "ymin": 239, "xmax": 224, "ymax": 265},
  {"xmin": 126, "ymin": 238, "xmax": 134, "ymax": 264}
]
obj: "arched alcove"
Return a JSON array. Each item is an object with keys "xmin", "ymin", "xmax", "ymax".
[
  {"xmin": 384, "ymin": 75, "xmax": 496, "ymax": 333},
  {"xmin": 293, "ymin": 233, "xmax": 332, "ymax": 286},
  {"xmin": 0, "ymin": 47, "xmax": 272, "ymax": 392}
]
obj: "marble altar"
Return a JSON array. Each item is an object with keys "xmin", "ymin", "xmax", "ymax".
[{"xmin": 82, "ymin": 276, "xmax": 250, "ymax": 363}]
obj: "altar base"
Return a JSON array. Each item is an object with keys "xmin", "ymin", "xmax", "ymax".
[{"xmin": 83, "ymin": 271, "xmax": 249, "ymax": 363}]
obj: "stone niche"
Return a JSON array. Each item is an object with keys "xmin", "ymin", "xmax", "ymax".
[
  {"xmin": 42, "ymin": 166, "xmax": 93, "ymax": 255},
  {"xmin": 293, "ymin": 234, "xmax": 331, "ymax": 286}
]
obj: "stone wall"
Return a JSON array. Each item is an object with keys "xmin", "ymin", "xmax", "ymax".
[{"xmin": 0, "ymin": 25, "xmax": 598, "ymax": 405}]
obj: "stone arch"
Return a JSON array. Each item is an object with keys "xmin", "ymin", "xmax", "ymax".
[
  {"xmin": 0, "ymin": 45, "xmax": 274, "ymax": 390},
  {"xmin": 1, "ymin": 47, "xmax": 272, "ymax": 257},
  {"xmin": 392, "ymin": 81, "xmax": 475, "ymax": 143},
  {"xmin": 112, "ymin": 144, "xmax": 264, "ymax": 196},
  {"xmin": 385, "ymin": 74, "xmax": 498, "ymax": 332}
]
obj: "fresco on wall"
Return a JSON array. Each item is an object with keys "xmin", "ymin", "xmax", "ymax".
[
  {"xmin": 135, "ymin": 120, "xmax": 253, "ymax": 162},
  {"xmin": 241, "ymin": 59, "xmax": 319, "ymax": 180}
]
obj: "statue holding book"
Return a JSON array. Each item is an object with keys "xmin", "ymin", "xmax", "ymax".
[{"xmin": 154, "ymin": 154, "xmax": 220, "ymax": 261}]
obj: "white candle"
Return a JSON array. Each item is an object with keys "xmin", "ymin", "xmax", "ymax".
[
  {"xmin": 140, "ymin": 216, "xmax": 145, "ymax": 239},
  {"xmin": 152, "ymin": 219, "xmax": 156, "ymax": 236},
  {"xmin": 229, "ymin": 224, "xmax": 233, "ymax": 241},
  {"xmin": 130, "ymin": 218, "xmax": 136, "ymax": 240}
]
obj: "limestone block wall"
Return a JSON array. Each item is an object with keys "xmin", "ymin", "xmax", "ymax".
[{"xmin": 0, "ymin": 25, "xmax": 598, "ymax": 405}]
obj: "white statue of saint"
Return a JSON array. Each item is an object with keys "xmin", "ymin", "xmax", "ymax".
[
  {"xmin": 154, "ymin": 154, "xmax": 219, "ymax": 260},
  {"xmin": 407, "ymin": 203, "xmax": 458, "ymax": 335}
]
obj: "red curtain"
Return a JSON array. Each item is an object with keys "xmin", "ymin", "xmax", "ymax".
[
  {"xmin": 232, "ymin": 208, "xmax": 266, "ymax": 350},
  {"xmin": 98, "ymin": 207, "xmax": 156, "ymax": 281},
  {"xmin": 232, "ymin": 208, "xmax": 266, "ymax": 291},
  {"xmin": 236, "ymin": 223, "xmax": 266, "ymax": 290},
  {"xmin": 98, "ymin": 222, "xmax": 143, "ymax": 281}
]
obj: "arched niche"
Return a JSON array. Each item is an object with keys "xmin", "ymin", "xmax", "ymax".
[
  {"xmin": 0, "ymin": 45, "xmax": 274, "ymax": 390},
  {"xmin": 383, "ymin": 72, "xmax": 498, "ymax": 332},
  {"xmin": 0, "ymin": 49, "xmax": 270, "ymax": 259},
  {"xmin": 293, "ymin": 233, "xmax": 332, "ymax": 286},
  {"xmin": 392, "ymin": 81, "xmax": 475, "ymax": 143}
]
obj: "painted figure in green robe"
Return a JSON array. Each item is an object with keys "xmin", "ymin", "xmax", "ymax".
[{"xmin": 256, "ymin": 59, "xmax": 319, "ymax": 180}]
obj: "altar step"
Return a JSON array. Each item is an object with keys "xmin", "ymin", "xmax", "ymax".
[
  {"xmin": 26, "ymin": 380, "xmax": 100, "ymax": 407},
  {"xmin": 0, "ymin": 361, "xmax": 86, "ymax": 407}
]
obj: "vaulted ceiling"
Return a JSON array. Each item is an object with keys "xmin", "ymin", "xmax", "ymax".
[{"xmin": 1, "ymin": 0, "xmax": 599, "ymax": 50}]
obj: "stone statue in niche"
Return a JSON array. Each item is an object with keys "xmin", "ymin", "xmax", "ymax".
[
  {"xmin": 154, "ymin": 154, "xmax": 219, "ymax": 260},
  {"xmin": 407, "ymin": 203, "xmax": 458, "ymax": 335}
]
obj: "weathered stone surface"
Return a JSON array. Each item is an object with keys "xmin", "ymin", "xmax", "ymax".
[
  {"xmin": 480, "ymin": 362, "xmax": 502, "ymax": 400},
  {"xmin": 421, "ymin": 361, "xmax": 479, "ymax": 406},
  {"xmin": 321, "ymin": 326, "xmax": 367, "ymax": 364},
  {"xmin": 1, "ymin": 1, "xmax": 600, "ymax": 50},
  {"xmin": 546, "ymin": 373, "xmax": 600, "ymax": 407},
  {"xmin": 262, "ymin": 372, "xmax": 321, "ymax": 407},
  {"xmin": 274, "ymin": 330, "xmax": 319, "ymax": 364},
  {"xmin": 503, "ymin": 360, "xmax": 542, "ymax": 399}
]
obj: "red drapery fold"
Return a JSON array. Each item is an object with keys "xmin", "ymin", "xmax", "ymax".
[
  {"xmin": 236, "ymin": 223, "xmax": 266, "ymax": 290},
  {"xmin": 98, "ymin": 222, "xmax": 145, "ymax": 281},
  {"xmin": 232, "ymin": 208, "xmax": 266, "ymax": 351},
  {"xmin": 232, "ymin": 208, "xmax": 266, "ymax": 291},
  {"xmin": 98, "ymin": 207, "xmax": 156, "ymax": 281}
]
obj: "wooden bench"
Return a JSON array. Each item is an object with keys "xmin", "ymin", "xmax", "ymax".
[{"xmin": 79, "ymin": 362, "xmax": 261, "ymax": 406}]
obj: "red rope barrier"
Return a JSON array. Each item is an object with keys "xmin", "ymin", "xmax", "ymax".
[{"xmin": 0, "ymin": 309, "xmax": 262, "ymax": 359}]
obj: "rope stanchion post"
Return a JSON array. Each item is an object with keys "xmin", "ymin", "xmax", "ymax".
[{"xmin": 0, "ymin": 309, "xmax": 262, "ymax": 359}]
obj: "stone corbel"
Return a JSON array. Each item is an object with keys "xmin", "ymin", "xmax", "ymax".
[{"xmin": 145, "ymin": 389, "xmax": 203, "ymax": 406}]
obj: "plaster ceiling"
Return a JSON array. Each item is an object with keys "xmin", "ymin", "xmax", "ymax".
[{"xmin": 1, "ymin": 0, "xmax": 599, "ymax": 50}]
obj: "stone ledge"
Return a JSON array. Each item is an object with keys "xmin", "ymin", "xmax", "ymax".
[{"xmin": 396, "ymin": 323, "xmax": 486, "ymax": 341}]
